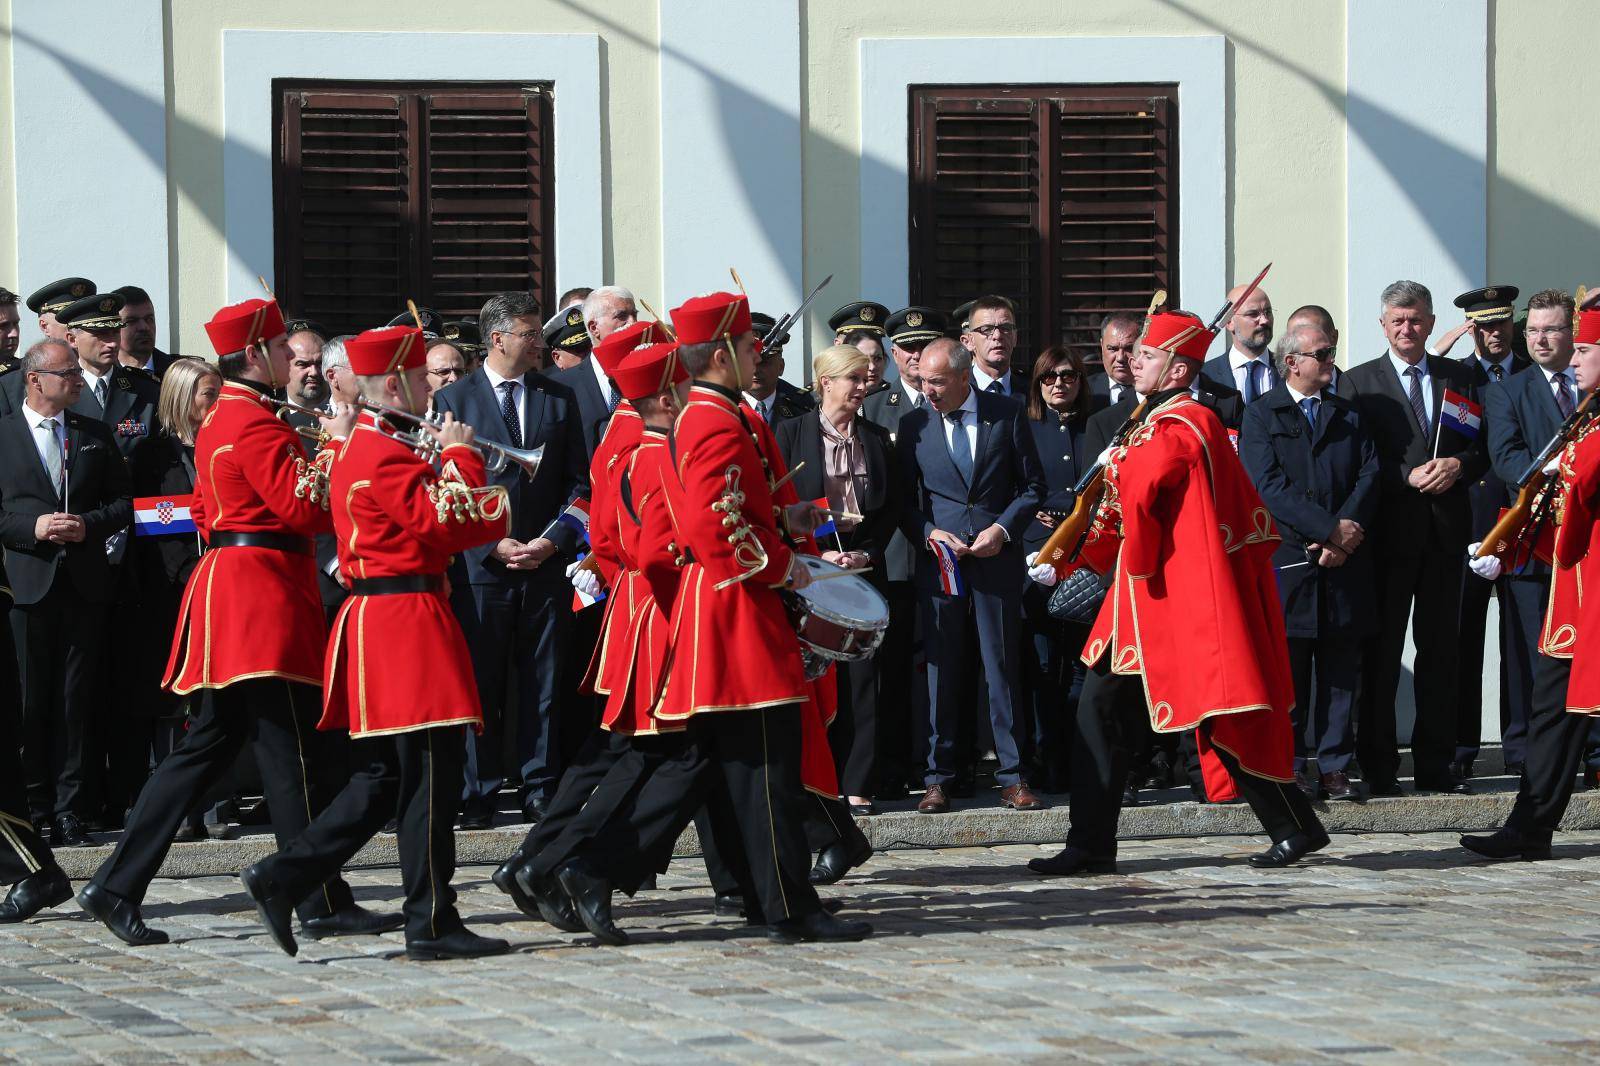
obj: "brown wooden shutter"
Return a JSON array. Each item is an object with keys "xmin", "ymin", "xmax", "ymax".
[
  {"xmin": 909, "ymin": 85, "xmax": 1177, "ymax": 363},
  {"xmin": 275, "ymin": 82, "xmax": 554, "ymax": 338}
]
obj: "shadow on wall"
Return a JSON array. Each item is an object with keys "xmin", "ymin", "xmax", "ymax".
[{"xmin": 1159, "ymin": 0, "xmax": 1600, "ymax": 294}]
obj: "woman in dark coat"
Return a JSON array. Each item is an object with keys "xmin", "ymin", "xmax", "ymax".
[
  {"xmin": 776, "ymin": 344, "xmax": 899, "ymax": 816},
  {"xmin": 1021, "ymin": 345, "xmax": 1094, "ymax": 793}
]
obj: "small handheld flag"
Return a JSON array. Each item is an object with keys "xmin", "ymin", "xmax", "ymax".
[
  {"xmin": 570, "ymin": 552, "xmax": 607, "ymax": 611},
  {"xmin": 929, "ymin": 538, "xmax": 965, "ymax": 596},
  {"xmin": 810, "ymin": 497, "xmax": 837, "ymax": 540},
  {"xmin": 1439, "ymin": 390, "xmax": 1482, "ymax": 440},
  {"xmin": 541, "ymin": 498, "xmax": 591, "ymax": 545},
  {"xmin": 133, "ymin": 495, "xmax": 197, "ymax": 536}
]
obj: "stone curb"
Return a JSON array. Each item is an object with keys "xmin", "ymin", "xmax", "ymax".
[{"xmin": 50, "ymin": 784, "xmax": 1600, "ymax": 879}]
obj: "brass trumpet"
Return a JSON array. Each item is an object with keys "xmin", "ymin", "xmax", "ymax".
[
  {"xmin": 356, "ymin": 399, "xmax": 545, "ymax": 478},
  {"xmin": 263, "ymin": 396, "xmax": 334, "ymax": 446}
]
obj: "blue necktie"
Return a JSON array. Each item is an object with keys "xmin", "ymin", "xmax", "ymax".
[
  {"xmin": 946, "ymin": 410, "xmax": 973, "ymax": 483},
  {"xmin": 986, "ymin": 380, "xmax": 1005, "ymax": 397},
  {"xmin": 1246, "ymin": 361, "xmax": 1262, "ymax": 403},
  {"xmin": 1405, "ymin": 366, "xmax": 1429, "ymax": 434},
  {"xmin": 498, "ymin": 381, "xmax": 523, "ymax": 448},
  {"xmin": 1300, "ymin": 396, "xmax": 1319, "ymax": 429}
]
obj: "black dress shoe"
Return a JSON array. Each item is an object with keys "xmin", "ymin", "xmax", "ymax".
[
  {"xmin": 406, "ymin": 927, "xmax": 511, "ymax": 961},
  {"xmin": 1504, "ymin": 762, "xmax": 1526, "ymax": 779},
  {"xmin": 239, "ymin": 864, "xmax": 297, "ymax": 956},
  {"xmin": 458, "ymin": 802, "xmax": 493, "ymax": 831},
  {"xmin": 52, "ymin": 814, "xmax": 89, "ymax": 848},
  {"xmin": 520, "ymin": 793, "xmax": 549, "ymax": 824},
  {"xmin": 848, "ymin": 800, "xmax": 876, "ymax": 817},
  {"xmin": 555, "ymin": 859, "xmax": 626, "ymax": 945},
  {"xmin": 1460, "ymin": 830, "xmax": 1551, "ymax": 861},
  {"xmin": 0, "ymin": 868, "xmax": 72, "ymax": 923},
  {"xmin": 492, "ymin": 851, "xmax": 538, "ymax": 917},
  {"xmin": 301, "ymin": 903, "xmax": 405, "ymax": 939},
  {"xmin": 511, "ymin": 863, "xmax": 585, "ymax": 933},
  {"xmin": 1121, "ymin": 784, "xmax": 1142, "ymax": 807},
  {"xmin": 1366, "ymin": 778, "xmax": 1404, "ymax": 797},
  {"xmin": 765, "ymin": 908, "xmax": 872, "ymax": 943},
  {"xmin": 1450, "ymin": 760, "xmax": 1475, "ymax": 780},
  {"xmin": 808, "ymin": 835, "xmax": 874, "ymax": 885},
  {"xmin": 1248, "ymin": 829, "xmax": 1331, "ymax": 868},
  {"xmin": 1027, "ymin": 846, "xmax": 1117, "ymax": 877},
  {"xmin": 1413, "ymin": 775, "xmax": 1473, "ymax": 795},
  {"xmin": 712, "ymin": 893, "xmax": 745, "ymax": 918},
  {"xmin": 172, "ymin": 818, "xmax": 206, "ymax": 843},
  {"xmin": 76, "ymin": 883, "xmax": 168, "ymax": 946}
]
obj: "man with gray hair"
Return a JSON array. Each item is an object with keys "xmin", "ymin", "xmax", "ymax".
[
  {"xmin": 559, "ymin": 285, "xmax": 639, "ymax": 457},
  {"xmin": 319, "ymin": 335, "xmax": 360, "ymax": 406},
  {"xmin": 1341, "ymin": 280, "xmax": 1487, "ymax": 796}
]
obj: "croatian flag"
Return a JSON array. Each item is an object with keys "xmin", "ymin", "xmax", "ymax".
[
  {"xmin": 1440, "ymin": 390, "xmax": 1482, "ymax": 439},
  {"xmin": 929, "ymin": 539, "xmax": 965, "ymax": 596},
  {"xmin": 570, "ymin": 553, "xmax": 607, "ymax": 612},
  {"xmin": 542, "ymin": 498, "xmax": 591, "ymax": 546},
  {"xmin": 132, "ymin": 494, "xmax": 197, "ymax": 536},
  {"xmin": 811, "ymin": 497, "xmax": 837, "ymax": 539}
]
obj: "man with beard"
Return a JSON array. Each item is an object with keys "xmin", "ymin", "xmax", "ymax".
[
  {"xmin": 285, "ymin": 327, "xmax": 329, "ymax": 410},
  {"xmin": 1203, "ymin": 283, "xmax": 1278, "ymax": 403}
]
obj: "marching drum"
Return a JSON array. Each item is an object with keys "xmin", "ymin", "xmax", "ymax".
[{"xmin": 783, "ymin": 555, "xmax": 891, "ymax": 679}]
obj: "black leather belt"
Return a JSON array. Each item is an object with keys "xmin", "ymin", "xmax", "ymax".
[
  {"xmin": 208, "ymin": 531, "xmax": 315, "ymax": 556},
  {"xmin": 350, "ymin": 575, "xmax": 445, "ymax": 596}
]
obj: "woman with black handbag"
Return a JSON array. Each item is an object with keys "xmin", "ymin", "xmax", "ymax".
[{"xmin": 1019, "ymin": 346, "xmax": 1096, "ymax": 793}]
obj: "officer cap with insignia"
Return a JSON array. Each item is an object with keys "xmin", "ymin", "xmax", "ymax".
[
  {"xmin": 748, "ymin": 312, "xmax": 784, "ymax": 353},
  {"xmin": 951, "ymin": 298, "xmax": 979, "ymax": 332},
  {"xmin": 58, "ymin": 292, "xmax": 126, "ymax": 331},
  {"xmin": 27, "ymin": 278, "xmax": 96, "ymax": 316},
  {"xmin": 829, "ymin": 301, "xmax": 890, "ymax": 338},
  {"xmin": 885, "ymin": 306, "xmax": 949, "ymax": 347},
  {"xmin": 1454, "ymin": 285, "xmax": 1520, "ymax": 324},
  {"xmin": 386, "ymin": 307, "xmax": 444, "ymax": 340},
  {"xmin": 443, "ymin": 318, "xmax": 483, "ymax": 354},
  {"xmin": 542, "ymin": 304, "xmax": 592, "ymax": 355}
]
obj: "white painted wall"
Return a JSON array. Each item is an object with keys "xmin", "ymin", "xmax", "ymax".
[
  {"xmin": 11, "ymin": 0, "xmax": 170, "ymax": 347},
  {"xmin": 658, "ymin": 0, "xmax": 803, "ymax": 337},
  {"xmin": 219, "ymin": 30, "xmax": 605, "ymax": 307}
]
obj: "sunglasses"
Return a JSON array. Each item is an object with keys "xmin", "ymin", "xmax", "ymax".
[
  {"xmin": 1294, "ymin": 346, "xmax": 1338, "ymax": 363},
  {"xmin": 1037, "ymin": 369, "xmax": 1080, "ymax": 385}
]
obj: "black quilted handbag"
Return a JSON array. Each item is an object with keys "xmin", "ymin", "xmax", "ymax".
[{"xmin": 1045, "ymin": 566, "xmax": 1108, "ymax": 625}]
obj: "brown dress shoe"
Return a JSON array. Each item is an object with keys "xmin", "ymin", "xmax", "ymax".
[
  {"xmin": 916, "ymin": 784, "xmax": 949, "ymax": 814},
  {"xmin": 999, "ymin": 783, "xmax": 1044, "ymax": 810},
  {"xmin": 1320, "ymin": 770, "xmax": 1360, "ymax": 802}
]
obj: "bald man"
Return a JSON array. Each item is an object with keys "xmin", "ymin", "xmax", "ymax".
[{"xmin": 1202, "ymin": 285, "xmax": 1277, "ymax": 404}]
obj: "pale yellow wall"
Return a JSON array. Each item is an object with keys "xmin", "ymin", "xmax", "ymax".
[
  {"xmin": 800, "ymin": 0, "xmax": 1349, "ymax": 350},
  {"xmin": 1488, "ymin": 0, "xmax": 1597, "ymax": 298},
  {"xmin": 166, "ymin": 0, "xmax": 662, "ymax": 353},
  {"xmin": 0, "ymin": 0, "xmax": 16, "ymax": 291}
]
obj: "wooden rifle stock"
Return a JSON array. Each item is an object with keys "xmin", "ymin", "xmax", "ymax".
[
  {"xmin": 1037, "ymin": 396, "xmax": 1152, "ymax": 571},
  {"xmin": 1475, "ymin": 391, "xmax": 1596, "ymax": 564}
]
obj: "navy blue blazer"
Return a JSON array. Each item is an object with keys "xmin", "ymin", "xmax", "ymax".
[
  {"xmin": 1461, "ymin": 353, "xmax": 1532, "ymax": 539},
  {"xmin": 549, "ymin": 357, "xmax": 612, "ymax": 461},
  {"xmin": 1485, "ymin": 361, "xmax": 1570, "ymax": 577},
  {"xmin": 896, "ymin": 389, "xmax": 1045, "ymax": 555},
  {"xmin": 432, "ymin": 366, "xmax": 589, "ymax": 584},
  {"xmin": 1201, "ymin": 352, "xmax": 1279, "ymax": 403},
  {"xmin": 1022, "ymin": 410, "xmax": 1087, "ymax": 555},
  {"xmin": 1238, "ymin": 386, "xmax": 1379, "ymax": 638}
]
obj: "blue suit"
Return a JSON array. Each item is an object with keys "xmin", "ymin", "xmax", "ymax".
[
  {"xmin": 897, "ymin": 389, "xmax": 1045, "ymax": 788},
  {"xmin": 432, "ymin": 367, "xmax": 589, "ymax": 811},
  {"xmin": 1240, "ymin": 386, "xmax": 1378, "ymax": 774}
]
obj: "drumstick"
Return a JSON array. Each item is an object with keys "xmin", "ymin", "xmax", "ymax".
[
  {"xmin": 806, "ymin": 566, "xmax": 873, "ymax": 581},
  {"xmin": 768, "ymin": 462, "xmax": 805, "ymax": 492}
]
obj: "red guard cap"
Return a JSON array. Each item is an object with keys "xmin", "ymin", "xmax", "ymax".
[
  {"xmin": 1141, "ymin": 310, "xmax": 1217, "ymax": 361},
  {"xmin": 670, "ymin": 292, "xmax": 752, "ymax": 346},
  {"xmin": 1576, "ymin": 310, "xmax": 1600, "ymax": 346},
  {"xmin": 612, "ymin": 342, "xmax": 688, "ymax": 401},
  {"xmin": 203, "ymin": 298, "xmax": 286, "ymax": 357},
  {"xmin": 592, "ymin": 320, "xmax": 671, "ymax": 375},
  {"xmin": 345, "ymin": 325, "xmax": 427, "ymax": 375}
]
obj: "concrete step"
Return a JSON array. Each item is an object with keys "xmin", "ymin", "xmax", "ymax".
[{"xmin": 49, "ymin": 775, "xmax": 1600, "ymax": 880}]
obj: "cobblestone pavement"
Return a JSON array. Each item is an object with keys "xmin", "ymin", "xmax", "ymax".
[{"xmin": 2, "ymin": 832, "xmax": 1600, "ymax": 1063}]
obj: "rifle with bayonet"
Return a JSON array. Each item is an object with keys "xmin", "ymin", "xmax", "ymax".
[{"xmin": 1475, "ymin": 391, "xmax": 1596, "ymax": 568}]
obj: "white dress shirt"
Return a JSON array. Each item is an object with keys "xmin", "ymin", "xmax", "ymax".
[
  {"xmin": 971, "ymin": 362, "xmax": 1012, "ymax": 397},
  {"xmin": 588, "ymin": 353, "xmax": 615, "ymax": 408},
  {"xmin": 79, "ymin": 365, "xmax": 111, "ymax": 411},
  {"xmin": 939, "ymin": 388, "xmax": 980, "ymax": 461},
  {"xmin": 1387, "ymin": 350, "xmax": 1434, "ymax": 425},
  {"xmin": 22, "ymin": 400, "xmax": 66, "ymax": 497},
  {"xmin": 1476, "ymin": 354, "xmax": 1514, "ymax": 382},
  {"xmin": 1538, "ymin": 363, "xmax": 1577, "ymax": 409},
  {"xmin": 482, "ymin": 362, "xmax": 529, "ymax": 433},
  {"xmin": 901, "ymin": 380, "xmax": 924, "ymax": 409},
  {"xmin": 1107, "ymin": 380, "xmax": 1128, "ymax": 405},
  {"xmin": 743, "ymin": 391, "xmax": 777, "ymax": 422},
  {"xmin": 1229, "ymin": 344, "xmax": 1275, "ymax": 396}
]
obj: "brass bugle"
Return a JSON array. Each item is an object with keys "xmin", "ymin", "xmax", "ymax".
[
  {"xmin": 356, "ymin": 398, "xmax": 546, "ymax": 478},
  {"xmin": 263, "ymin": 395, "xmax": 330, "ymax": 422}
]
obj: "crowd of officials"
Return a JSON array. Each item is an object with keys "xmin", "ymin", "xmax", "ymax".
[{"xmin": 0, "ymin": 273, "xmax": 1586, "ymax": 857}]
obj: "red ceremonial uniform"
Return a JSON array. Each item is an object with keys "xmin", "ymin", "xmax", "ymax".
[
  {"xmin": 1551, "ymin": 418, "xmax": 1600, "ymax": 712},
  {"xmin": 1071, "ymin": 391, "xmax": 1296, "ymax": 784},
  {"xmin": 163, "ymin": 373, "xmax": 332, "ymax": 693},
  {"xmin": 320, "ymin": 413, "xmax": 509, "ymax": 736}
]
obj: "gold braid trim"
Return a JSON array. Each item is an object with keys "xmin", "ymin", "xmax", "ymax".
[
  {"xmin": 710, "ymin": 464, "xmax": 770, "ymax": 590},
  {"xmin": 292, "ymin": 445, "xmax": 333, "ymax": 508},
  {"xmin": 428, "ymin": 457, "xmax": 509, "ymax": 524}
]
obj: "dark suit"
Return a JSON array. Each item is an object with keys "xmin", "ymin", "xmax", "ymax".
[
  {"xmin": 971, "ymin": 365, "xmax": 1030, "ymax": 403},
  {"xmin": 550, "ymin": 357, "xmax": 614, "ymax": 459},
  {"xmin": 747, "ymin": 379, "xmax": 816, "ymax": 426},
  {"xmin": 432, "ymin": 367, "xmax": 588, "ymax": 813},
  {"xmin": 1239, "ymin": 386, "xmax": 1379, "ymax": 774},
  {"xmin": 1087, "ymin": 372, "xmax": 1129, "ymax": 411},
  {"xmin": 1485, "ymin": 361, "xmax": 1598, "ymax": 773},
  {"xmin": 0, "ymin": 409, "xmax": 131, "ymax": 823},
  {"xmin": 1342, "ymin": 352, "xmax": 1488, "ymax": 787},
  {"xmin": 282, "ymin": 409, "xmax": 348, "ymax": 622},
  {"xmin": 1085, "ymin": 384, "xmax": 1245, "ymax": 458},
  {"xmin": 897, "ymin": 390, "xmax": 1045, "ymax": 788},
  {"xmin": 1202, "ymin": 351, "xmax": 1279, "ymax": 405},
  {"xmin": 775, "ymin": 410, "xmax": 898, "ymax": 798},
  {"xmin": 74, "ymin": 366, "xmax": 161, "ymax": 458}
]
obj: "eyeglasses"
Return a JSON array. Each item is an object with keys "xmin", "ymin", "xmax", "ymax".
[
  {"xmin": 1294, "ymin": 346, "xmax": 1338, "ymax": 363},
  {"xmin": 1526, "ymin": 326, "xmax": 1572, "ymax": 338},
  {"xmin": 1037, "ymin": 370, "xmax": 1080, "ymax": 385},
  {"xmin": 428, "ymin": 367, "xmax": 465, "ymax": 380},
  {"xmin": 497, "ymin": 328, "xmax": 542, "ymax": 342},
  {"xmin": 31, "ymin": 367, "xmax": 84, "ymax": 379},
  {"xmin": 967, "ymin": 323, "xmax": 1017, "ymax": 338}
]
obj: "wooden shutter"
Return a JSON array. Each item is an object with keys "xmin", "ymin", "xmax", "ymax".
[
  {"xmin": 909, "ymin": 85, "xmax": 1178, "ymax": 362},
  {"xmin": 275, "ymin": 82, "xmax": 554, "ymax": 337}
]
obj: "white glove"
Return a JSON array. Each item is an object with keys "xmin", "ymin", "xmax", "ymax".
[
  {"xmin": 1095, "ymin": 445, "xmax": 1115, "ymax": 467},
  {"xmin": 564, "ymin": 559, "xmax": 583, "ymax": 579},
  {"xmin": 1025, "ymin": 554, "xmax": 1059, "ymax": 587},
  {"xmin": 1466, "ymin": 544, "xmax": 1502, "ymax": 582},
  {"xmin": 1544, "ymin": 457, "xmax": 1561, "ymax": 476},
  {"xmin": 571, "ymin": 566, "xmax": 602, "ymax": 599}
]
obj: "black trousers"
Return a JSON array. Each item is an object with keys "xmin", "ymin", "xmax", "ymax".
[
  {"xmin": 0, "ymin": 606, "xmax": 55, "ymax": 884},
  {"xmin": 93, "ymin": 679, "xmax": 354, "ymax": 919},
  {"xmin": 1067, "ymin": 657, "xmax": 1321, "ymax": 857},
  {"xmin": 1494, "ymin": 575, "xmax": 1549, "ymax": 768},
  {"xmin": 873, "ymin": 580, "xmax": 919, "ymax": 792},
  {"xmin": 830, "ymin": 658, "xmax": 878, "ymax": 799},
  {"xmin": 1287, "ymin": 636, "xmax": 1361, "ymax": 773},
  {"xmin": 1359, "ymin": 545, "xmax": 1464, "ymax": 783},
  {"xmin": 259, "ymin": 726, "xmax": 466, "ymax": 942},
  {"xmin": 1504, "ymin": 654, "xmax": 1591, "ymax": 844},
  {"xmin": 1456, "ymin": 570, "xmax": 1511, "ymax": 766},
  {"xmin": 518, "ymin": 728, "xmax": 634, "ymax": 881},
  {"xmin": 579, "ymin": 706, "xmax": 820, "ymax": 923},
  {"xmin": 12, "ymin": 581, "xmax": 106, "ymax": 822}
]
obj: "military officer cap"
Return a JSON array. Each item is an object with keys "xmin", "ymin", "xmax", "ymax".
[
  {"xmin": 951, "ymin": 298, "xmax": 979, "ymax": 331},
  {"xmin": 442, "ymin": 318, "xmax": 483, "ymax": 353},
  {"xmin": 284, "ymin": 317, "xmax": 331, "ymax": 339},
  {"xmin": 542, "ymin": 305, "xmax": 592, "ymax": 355},
  {"xmin": 829, "ymin": 301, "xmax": 889, "ymax": 337},
  {"xmin": 58, "ymin": 292, "xmax": 126, "ymax": 331},
  {"xmin": 27, "ymin": 278, "xmax": 96, "ymax": 316},
  {"xmin": 748, "ymin": 312, "xmax": 786, "ymax": 352},
  {"xmin": 386, "ymin": 307, "xmax": 444, "ymax": 340},
  {"xmin": 885, "ymin": 306, "xmax": 949, "ymax": 346},
  {"xmin": 1454, "ymin": 285, "xmax": 1519, "ymax": 324}
]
